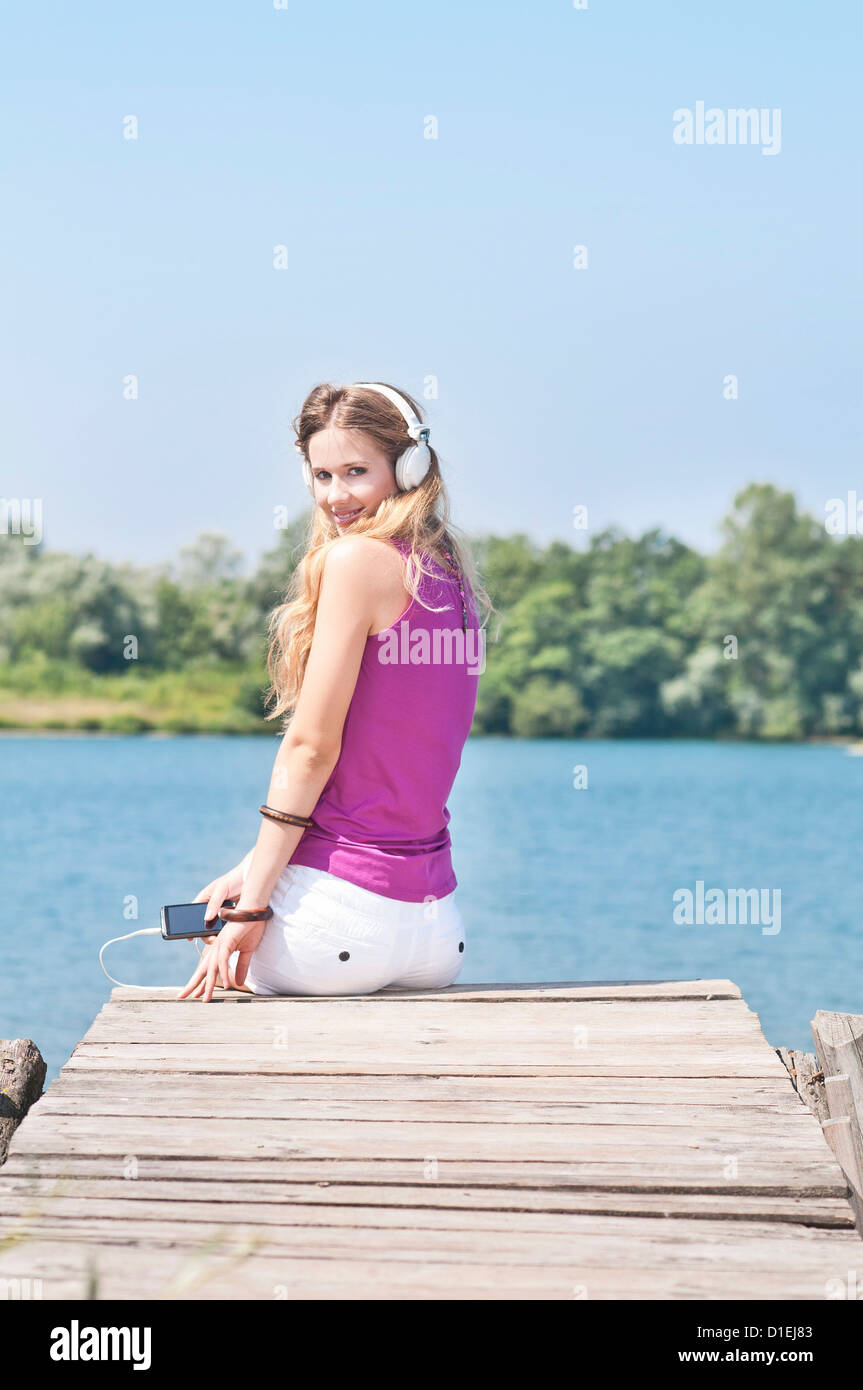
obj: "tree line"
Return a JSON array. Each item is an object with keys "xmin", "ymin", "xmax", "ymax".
[{"xmin": 2, "ymin": 483, "xmax": 862, "ymax": 739}]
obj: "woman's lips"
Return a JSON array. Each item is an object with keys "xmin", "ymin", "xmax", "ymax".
[{"xmin": 333, "ymin": 508, "xmax": 363, "ymax": 524}]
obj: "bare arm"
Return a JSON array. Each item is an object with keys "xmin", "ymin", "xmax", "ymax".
[
  {"xmin": 239, "ymin": 536, "xmax": 393, "ymax": 912},
  {"xmin": 178, "ymin": 536, "xmax": 396, "ymax": 1000}
]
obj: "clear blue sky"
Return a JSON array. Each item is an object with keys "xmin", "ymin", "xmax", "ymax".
[{"xmin": 2, "ymin": 0, "xmax": 860, "ymax": 571}]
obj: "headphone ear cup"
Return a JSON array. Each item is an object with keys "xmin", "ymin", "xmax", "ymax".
[
  {"xmin": 396, "ymin": 443, "xmax": 432, "ymax": 491},
  {"xmin": 302, "ymin": 457, "xmax": 315, "ymax": 496}
]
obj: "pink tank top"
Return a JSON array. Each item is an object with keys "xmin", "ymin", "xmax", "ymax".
[{"xmin": 289, "ymin": 536, "xmax": 482, "ymax": 902}]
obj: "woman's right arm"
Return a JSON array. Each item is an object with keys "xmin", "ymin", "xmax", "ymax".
[
  {"xmin": 181, "ymin": 536, "xmax": 390, "ymax": 1000},
  {"xmin": 190, "ymin": 534, "xmax": 391, "ymax": 937}
]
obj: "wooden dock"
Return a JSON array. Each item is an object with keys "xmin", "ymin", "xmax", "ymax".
[{"xmin": 0, "ymin": 979, "xmax": 860, "ymax": 1300}]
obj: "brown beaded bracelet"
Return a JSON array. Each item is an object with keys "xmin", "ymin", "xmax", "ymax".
[{"xmin": 259, "ymin": 804, "xmax": 314, "ymax": 828}]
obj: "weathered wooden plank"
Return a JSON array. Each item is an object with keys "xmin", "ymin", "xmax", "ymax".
[
  {"xmin": 6, "ymin": 1114, "xmax": 836, "ymax": 1163},
  {"xmin": 110, "ymin": 979, "xmax": 744, "ymax": 1004},
  {"xmin": 79, "ymin": 1024, "xmax": 765, "ymax": 1054},
  {"xmin": 5, "ymin": 1215, "xmax": 863, "ymax": 1287},
  {"xmin": 1, "ymin": 1213, "xmax": 858, "ymax": 1270},
  {"xmin": 0, "ymin": 1158, "xmax": 844, "ymax": 1203},
  {"xmin": 67, "ymin": 1040, "xmax": 778, "ymax": 1063},
  {"xmin": 0, "ymin": 1176, "xmax": 852, "ymax": 1226},
  {"xmin": 28, "ymin": 1094, "xmax": 811, "ymax": 1127},
  {"xmin": 75, "ymin": 1034, "xmax": 772, "ymax": 1059},
  {"xmin": 99, "ymin": 993, "xmax": 754, "ymax": 1016},
  {"xmin": 58, "ymin": 1040, "xmax": 789, "ymax": 1080},
  {"xmin": 86, "ymin": 996, "xmax": 761, "ymax": 1030},
  {"xmin": 0, "ymin": 1239, "xmax": 851, "ymax": 1301},
  {"xmin": 42, "ymin": 1070, "xmax": 802, "ymax": 1107},
  {"xmin": 0, "ymin": 1151, "xmax": 846, "ymax": 1194},
  {"xmin": 8, "ymin": 1195, "xmax": 846, "ymax": 1236}
]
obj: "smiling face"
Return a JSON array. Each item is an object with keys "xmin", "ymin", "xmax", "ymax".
[{"xmin": 307, "ymin": 425, "xmax": 398, "ymax": 528}]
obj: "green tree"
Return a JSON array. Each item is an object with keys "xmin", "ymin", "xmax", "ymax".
[
  {"xmin": 686, "ymin": 484, "xmax": 861, "ymax": 738},
  {"xmin": 511, "ymin": 677, "xmax": 587, "ymax": 738}
]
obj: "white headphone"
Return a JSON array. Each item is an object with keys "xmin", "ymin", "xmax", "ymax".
[{"xmin": 298, "ymin": 382, "xmax": 432, "ymax": 497}]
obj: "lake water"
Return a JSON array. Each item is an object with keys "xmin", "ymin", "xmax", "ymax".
[{"xmin": 2, "ymin": 734, "xmax": 861, "ymax": 1083}]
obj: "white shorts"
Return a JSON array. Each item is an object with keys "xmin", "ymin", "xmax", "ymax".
[{"xmin": 238, "ymin": 861, "xmax": 467, "ymax": 997}]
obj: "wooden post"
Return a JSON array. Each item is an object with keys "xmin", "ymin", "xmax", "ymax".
[
  {"xmin": 824, "ymin": 1074, "xmax": 863, "ymax": 1186},
  {"xmin": 825, "ymin": 1073, "xmax": 859, "ymax": 1128},
  {"xmin": 0, "ymin": 1039, "xmax": 46, "ymax": 1166},
  {"xmin": 811, "ymin": 1011, "xmax": 863, "ymax": 1121},
  {"xmin": 821, "ymin": 1117, "xmax": 863, "ymax": 1230},
  {"xmin": 811, "ymin": 1011, "xmax": 863, "ymax": 1236},
  {"xmin": 776, "ymin": 1047, "xmax": 830, "ymax": 1121}
]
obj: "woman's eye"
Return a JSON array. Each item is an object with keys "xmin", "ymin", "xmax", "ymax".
[{"xmin": 313, "ymin": 468, "xmax": 366, "ymax": 480}]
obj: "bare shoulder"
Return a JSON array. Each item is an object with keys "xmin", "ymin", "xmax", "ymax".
[
  {"xmin": 322, "ymin": 534, "xmax": 398, "ymax": 569},
  {"xmin": 320, "ymin": 536, "xmax": 408, "ymax": 633}
]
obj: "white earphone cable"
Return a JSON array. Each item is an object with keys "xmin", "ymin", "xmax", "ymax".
[{"xmin": 99, "ymin": 928, "xmax": 204, "ymax": 989}]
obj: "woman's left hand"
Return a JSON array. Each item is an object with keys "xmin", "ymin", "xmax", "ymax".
[{"xmin": 176, "ymin": 920, "xmax": 267, "ymax": 1002}]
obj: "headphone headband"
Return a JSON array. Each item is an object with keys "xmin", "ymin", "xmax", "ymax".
[
  {"xmin": 299, "ymin": 382, "xmax": 433, "ymax": 496},
  {"xmin": 352, "ymin": 382, "xmax": 429, "ymax": 444}
]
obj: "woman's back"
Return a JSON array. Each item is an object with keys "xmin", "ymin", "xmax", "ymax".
[{"xmin": 289, "ymin": 536, "xmax": 481, "ymax": 902}]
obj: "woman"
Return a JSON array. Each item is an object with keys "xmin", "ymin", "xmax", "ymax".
[{"xmin": 178, "ymin": 380, "xmax": 492, "ymax": 1003}]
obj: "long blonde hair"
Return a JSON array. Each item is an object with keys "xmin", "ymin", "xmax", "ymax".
[{"xmin": 264, "ymin": 381, "xmax": 495, "ymax": 723}]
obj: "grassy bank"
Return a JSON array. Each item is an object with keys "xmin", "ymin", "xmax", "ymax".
[{"xmin": 0, "ymin": 657, "xmax": 274, "ymax": 734}]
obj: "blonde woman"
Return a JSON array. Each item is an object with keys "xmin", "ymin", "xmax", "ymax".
[{"xmin": 178, "ymin": 381, "xmax": 491, "ymax": 1002}]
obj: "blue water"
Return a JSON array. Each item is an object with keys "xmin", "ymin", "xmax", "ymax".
[{"xmin": 2, "ymin": 734, "xmax": 861, "ymax": 1083}]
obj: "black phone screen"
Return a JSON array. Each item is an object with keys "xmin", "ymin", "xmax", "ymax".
[{"xmin": 161, "ymin": 902, "xmax": 226, "ymax": 940}]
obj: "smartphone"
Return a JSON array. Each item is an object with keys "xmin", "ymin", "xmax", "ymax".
[{"xmin": 160, "ymin": 900, "xmax": 236, "ymax": 941}]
